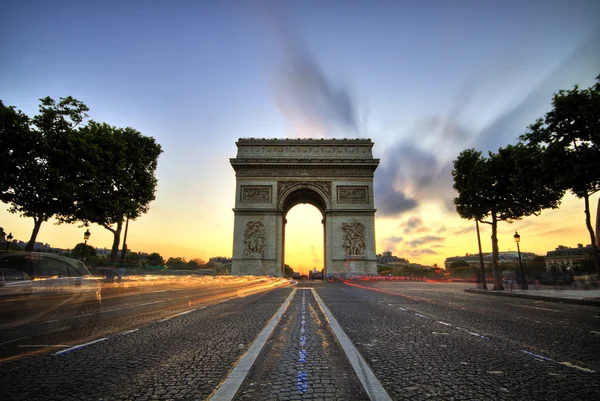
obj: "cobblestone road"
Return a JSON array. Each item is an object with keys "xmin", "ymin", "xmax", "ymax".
[
  {"xmin": 235, "ymin": 288, "xmax": 369, "ymax": 401},
  {"xmin": 1, "ymin": 280, "xmax": 598, "ymax": 400}
]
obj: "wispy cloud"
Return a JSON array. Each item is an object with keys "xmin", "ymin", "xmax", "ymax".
[{"xmin": 406, "ymin": 235, "xmax": 445, "ymax": 248}]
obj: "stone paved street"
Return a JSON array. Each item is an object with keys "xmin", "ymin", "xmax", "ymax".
[
  {"xmin": 0, "ymin": 280, "xmax": 598, "ymax": 400},
  {"xmin": 235, "ymin": 288, "xmax": 369, "ymax": 401}
]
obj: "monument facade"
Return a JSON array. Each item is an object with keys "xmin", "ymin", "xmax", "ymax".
[{"xmin": 230, "ymin": 138, "xmax": 380, "ymax": 277}]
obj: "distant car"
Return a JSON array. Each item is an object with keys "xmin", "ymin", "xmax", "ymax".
[
  {"xmin": 89, "ymin": 267, "xmax": 123, "ymax": 283},
  {"xmin": 0, "ymin": 251, "xmax": 102, "ymax": 331}
]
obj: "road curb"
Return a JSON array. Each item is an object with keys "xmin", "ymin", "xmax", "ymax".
[{"xmin": 464, "ymin": 288, "xmax": 600, "ymax": 307}]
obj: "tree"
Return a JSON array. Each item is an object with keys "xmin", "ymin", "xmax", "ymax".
[
  {"xmin": 452, "ymin": 144, "xmax": 564, "ymax": 290},
  {"xmin": 284, "ymin": 264, "xmax": 294, "ymax": 277},
  {"xmin": 449, "ymin": 260, "xmax": 470, "ymax": 268},
  {"xmin": 165, "ymin": 257, "xmax": 187, "ymax": 270},
  {"xmin": 59, "ymin": 121, "xmax": 162, "ymax": 260},
  {"xmin": 0, "ymin": 97, "xmax": 89, "ymax": 251},
  {"xmin": 147, "ymin": 252, "xmax": 164, "ymax": 266},
  {"xmin": 71, "ymin": 243, "xmax": 97, "ymax": 260},
  {"xmin": 520, "ymin": 75, "xmax": 600, "ymax": 274},
  {"xmin": 185, "ymin": 258, "xmax": 206, "ymax": 270}
]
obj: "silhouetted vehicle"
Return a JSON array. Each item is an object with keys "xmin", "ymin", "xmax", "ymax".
[
  {"xmin": 0, "ymin": 251, "xmax": 102, "ymax": 331},
  {"xmin": 89, "ymin": 267, "xmax": 123, "ymax": 283}
]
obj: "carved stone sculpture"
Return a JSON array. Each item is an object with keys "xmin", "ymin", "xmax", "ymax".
[
  {"xmin": 243, "ymin": 221, "xmax": 266, "ymax": 256},
  {"xmin": 341, "ymin": 219, "xmax": 366, "ymax": 256},
  {"xmin": 241, "ymin": 186, "xmax": 271, "ymax": 202}
]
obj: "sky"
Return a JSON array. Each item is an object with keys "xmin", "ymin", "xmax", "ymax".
[{"xmin": 1, "ymin": 0, "xmax": 599, "ymax": 274}]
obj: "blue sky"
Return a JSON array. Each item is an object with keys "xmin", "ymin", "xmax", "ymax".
[{"xmin": 1, "ymin": 1, "xmax": 599, "ymax": 271}]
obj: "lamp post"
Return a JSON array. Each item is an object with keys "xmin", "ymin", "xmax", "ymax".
[
  {"xmin": 514, "ymin": 231, "xmax": 528, "ymax": 289},
  {"xmin": 83, "ymin": 229, "xmax": 91, "ymax": 262},
  {"xmin": 6, "ymin": 232, "xmax": 13, "ymax": 250}
]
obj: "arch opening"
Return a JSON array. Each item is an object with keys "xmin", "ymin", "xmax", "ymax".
[
  {"xmin": 282, "ymin": 187, "xmax": 327, "ymax": 218},
  {"xmin": 284, "ymin": 204, "xmax": 324, "ymax": 277}
]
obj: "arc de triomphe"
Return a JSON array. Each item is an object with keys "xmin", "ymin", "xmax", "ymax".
[{"xmin": 230, "ymin": 138, "xmax": 379, "ymax": 277}]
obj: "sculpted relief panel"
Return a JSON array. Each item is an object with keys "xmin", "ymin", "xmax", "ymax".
[
  {"xmin": 243, "ymin": 221, "xmax": 266, "ymax": 256},
  {"xmin": 241, "ymin": 186, "xmax": 272, "ymax": 203},
  {"xmin": 341, "ymin": 219, "xmax": 366, "ymax": 256},
  {"xmin": 337, "ymin": 186, "xmax": 368, "ymax": 203}
]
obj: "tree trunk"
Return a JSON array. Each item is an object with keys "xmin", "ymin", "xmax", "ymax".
[
  {"xmin": 25, "ymin": 217, "xmax": 43, "ymax": 252},
  {"xmin": 109, "ymin": 220, "xmax": 123, "ymax": 262},
  {"xmin": 476, "ymin": 219, "xmax": 487, "ymax": 290},
  {"xmin": 583, "ymin": 194, "xmax": 600, "ymax": 275},
  {"xmin": 120, "ymin": 217, "xmax": 129, "ymax": 262},
  {"xmin": 491, "ymin": 213, "xmax": 504, "ymax": 290}
]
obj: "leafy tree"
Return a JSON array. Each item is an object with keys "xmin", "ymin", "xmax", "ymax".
[
  {"xmin": 0, "ymin": 97, "xmax": 89, "ymax": 251},
  {"xmin": 284, "ymin": 264, "xmax": 294, "ymax": 277},
  {"xmin": 520, "ymin": 75, "xmax": 600, "ymax": 274},
  {"xmin": 59, "ymin": 121, "xmax": 162, "ymax": 260},
  {"xmin": 449, "ymin": 260, "xmax": 470, "ymax": 268},
  {"xmin": 71, "ymin": 243, "xmax": 97, "ymax": 260},
  {"xmin": 166, "ymin": 257, "xmax": 187, "ymax": 270},
  {"xmin": 146, "ymin": 252, "xmax": 164, "ymax": 266},
  {"xmin": 186, "ymin": 258, "xmax": 207, "ymax": 270},
  {"xmin": 452, "ymin": 144, "xmax": 564, "ymax": 290}
]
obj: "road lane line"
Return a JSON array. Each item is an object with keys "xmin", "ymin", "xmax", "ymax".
[
  {"xmin": 210, "ymin": 288, "xmax": 297, "ymax": 401},
  {"xmin": 520, "ymin": 350, "xmax": 552, "ymax": 361},
  {"xmin": 18, "ymin": 344, "xmax": 69, "ymax": 348},
  {"xmin": 121, "ymin": 329, "xmax": 139, "ymax": 335},
  {"xmin": 0, "ymin": 336, "xmax": 31, "ymax": 346},
  {"xmin": 311, "ymin": 289, "xmax": 393, "ymax": 401},
  {"xmin": 414, "ymin": 313, "xmax": 426, "ymax": 318},
  {"xmin": 590, "ymin": 331, "xmax": 600, "ymax": 335},
  {"xmin": 559, "ymin": 361, "xmax": 596, "ymax": 373},
  {"xmin": 437, "ymin": 321, "xmax": 452, "ymax": 326},
  {"xmin": 55, "ymin": 338, "xmax": 108, "ymax": 355},
  {"xmin": 510, "ymin": 304, "xmax": 559, "ymax": 312}
]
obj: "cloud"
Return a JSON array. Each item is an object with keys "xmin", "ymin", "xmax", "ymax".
[
  {"xmin": 406, "ymin": 235, "xmax": 445, "ymax": 248},
  {"xmin": 452, "ymin": 226, "xmax": 475, "ymax": 235},
  {"xmin": 267, "ymin": 9, "xmax": 361, "ymax": 137},
  {"xmin": 437, "ymin": 226, "xmax": 447, "ymax": 234},
  {"xmin": 398, "ymin": 249, "xmax": 439, "ymax": 260},
  {"xmin": 399, "ymin": 216, "xmax": 423, "ymax": 234}
]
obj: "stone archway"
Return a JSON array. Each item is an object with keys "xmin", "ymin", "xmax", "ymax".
[{"xmin": 230, "ymin": 138, "xmax": 379, "ymax": 277}]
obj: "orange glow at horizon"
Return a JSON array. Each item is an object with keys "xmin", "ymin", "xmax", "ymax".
[{"xmin": 284, "ymin": 204, "xmax": 324, "ymax": 275}]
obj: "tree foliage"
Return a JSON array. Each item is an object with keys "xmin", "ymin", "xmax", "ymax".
[
  {"xmin": 452, "ymin": 144, "xmax": 564, "ymax": 289},
  {"xmin": 520, "ymin": 75, "xmax": 600, "ymax": 274},
  {"xmin": 449, "ymin": 260, "xmax": 470, "ymax": 269},
  {"xmin": 58, "ymin": 121, "xmax": 162, "ymax": 260},
  {"xmin": 71, "ymin": 242, "xmax": 97, "ymax": 260},
  {"xmin": 146, "ymin": 252, "xmax": 164, "ymax": 266},
  {"xmin": 166, "ymin": 257, "xmax": 187, "ymax": 270},
  {"xmin": 0, "ymin": 97, "xmax": 89, "ymax": 251}
]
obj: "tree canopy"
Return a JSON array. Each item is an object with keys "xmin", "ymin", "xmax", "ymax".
[
  {"xmin": 452, "ymin": 144, "xmax": 564, "ymax": 289},
  {"xmin": 0, "ymin": 97, "xmax": 89, "ymax": 251},
  {"xmin": 520, "ymin": 75, "xmax": 600, "ymax": 274}
]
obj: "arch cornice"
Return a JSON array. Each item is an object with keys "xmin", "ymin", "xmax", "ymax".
[{"xmin": 277, "ymin": 181, "xmax": 332, "ymax": 215}]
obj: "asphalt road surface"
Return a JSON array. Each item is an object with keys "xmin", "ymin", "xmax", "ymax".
[{"xmin": 0, "ymin": 279, "xmax": 598, "ymax": 400}]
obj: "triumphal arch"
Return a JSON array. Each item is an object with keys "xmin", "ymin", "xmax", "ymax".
[{"xmin": 230, "ymin": 138, "xmax": 380, "ymax": 277}]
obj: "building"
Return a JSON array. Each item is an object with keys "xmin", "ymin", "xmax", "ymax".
[
  {"xmin": 444, "ymin": 251, "xmax": 536, "ymax": 269},
  {"xmin": 545, "ymin": 244, "xmax": 594, "ymax": 271}
]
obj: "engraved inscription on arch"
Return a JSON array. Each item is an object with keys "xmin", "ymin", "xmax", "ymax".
[
  {"xmin": 337, "ymin": 186, "xmax": 368, "ymax": 203},
  {"xmin": 241, "ymin": 186, "xmax": 272, "ymax": 203}
]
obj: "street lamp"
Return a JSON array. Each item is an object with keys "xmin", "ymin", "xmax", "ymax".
[
  {"xmin": 513, "ymin": 231, "xmax": 528, "ymax": 289},
  {"xmin": 83, "ymin": 229, "xmax": 91, "ymax": 262},
  {"xmin": 6, "ymin": 232, "xmax": 13, "ymax": 250}
]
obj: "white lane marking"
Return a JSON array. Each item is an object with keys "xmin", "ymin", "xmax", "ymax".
[
  {"xmin": 510, "ymin": 304, "xmax": 559, "ymax": 312},
  {"xmin": 154, "ymin": 290, "xmax": 168, "ymax": 293},
  {"xmin": 158, "ymin": 309, "xmax": 195, "ymax": 322},
  {"xmin": 590, "ymin": 331, "xmax": 600, "ymax": 335},
  {"xmin": 45, "ymin": 320, "xmax": 59, "ymax": 323},
  {"xmin": 414, "ymin": 313, "xmax": 426, "ymax": 318},
  {"xmin": 520, "ymin": 350, "xmax": 552, "ymax": 361},
  {"xmin": 55, "ymin": 338, "xmax": 108, "ymax": 355},
  {"xmin": 121, "ymin": 329, "xmax": 139, "ymax": 335},
  {"xmin": 18, "ymin": 344, "xmax": 69, "ymax": 348},
  {"xmin": 559, "ymin": 361, "xmax": 596, "ymax": 373},
  {"xmin": 210, "ymin": 289, "xmax": 297, "ymax": 401},
  {"xmin": 398, "ymin": 307, "xmax": 407, "ymax": 311},
  {"xmin": 437, "ymin": 321, "xmax": 452, "ymax": 326},
  {"xmin": 468, "ymin": 332, "xmax": 488, "ymax": 340},
  {"xmin": 312, "ymin": 289, "xmax": 393, "ymax": 401},
  {"xmin": 0, "ymin": 335, "xmax": 31, "ymax": 346}
]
